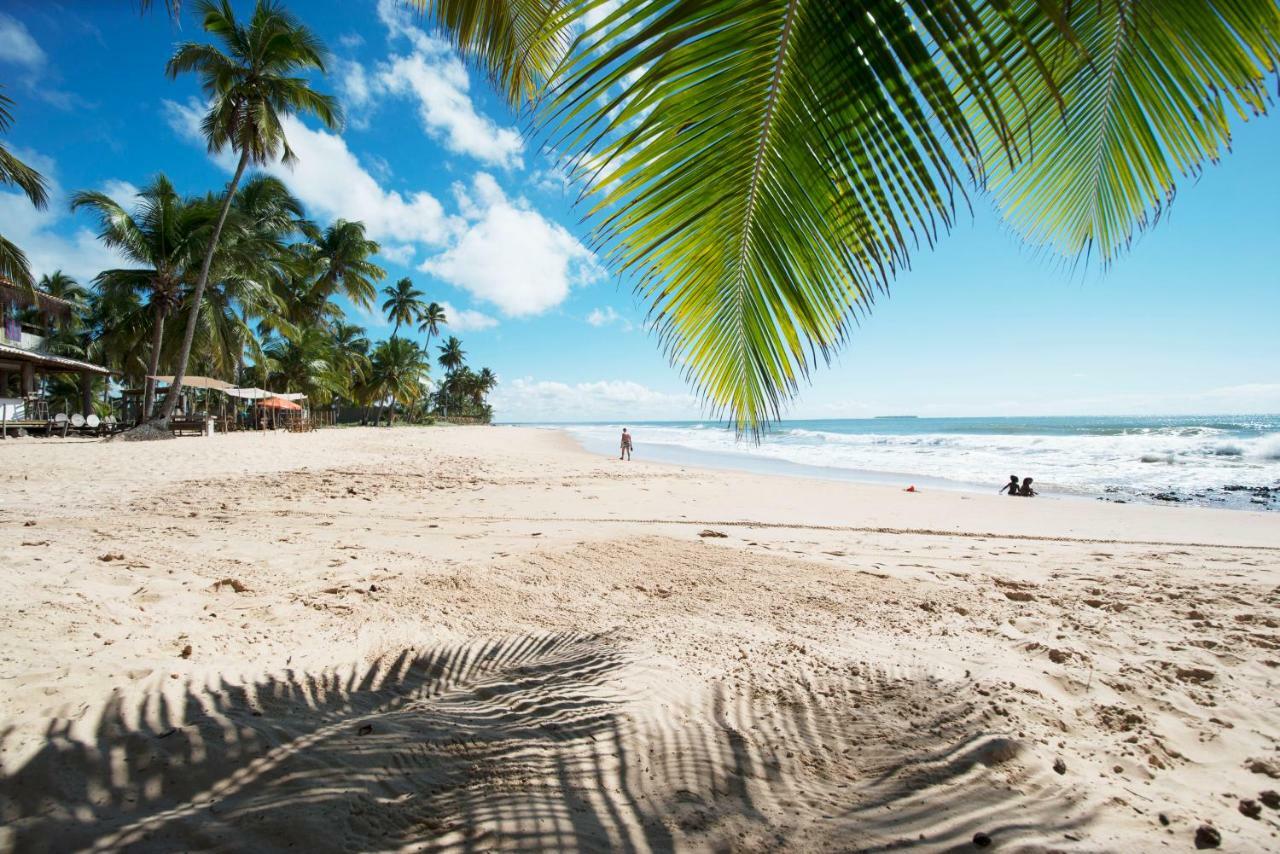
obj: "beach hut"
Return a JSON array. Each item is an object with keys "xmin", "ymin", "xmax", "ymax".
[{"xmin": 1, "ymin": 279, "xmax": 112, "ymax": 436}]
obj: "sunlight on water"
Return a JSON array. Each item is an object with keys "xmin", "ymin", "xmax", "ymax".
[{"xmin": 531, "ymin": 416, "xmax": 1280, "ymax": 509}]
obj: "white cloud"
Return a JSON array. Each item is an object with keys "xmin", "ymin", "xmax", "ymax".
[
  {"xmin": 437, "ymin": 301, "xmax": 498, "ymax": 333},
  {"xmin": 335, "ymin": 56, "xmax": 374, "ymax": 111},
  {"xmin": 163, "ymin": 98, "xmax": 457, "ymax": 248},
  {"xmin": 586, "ymin": 306, "xmax": 633, "ymax": 330},
  {"xmin": 99, "ymin": 179, "xmax": 140, "ymax": 203},
  {"xmin": 338, "ymin": 32, "xmax": 365, "ymax": 50},
  {"xmin": 0, "ymin": 148, "xmax": 128, "ymax": 283},
  {"xmin": 529, "ymin": 166, "xmax": 573, "ymax": 195},
  {"xmin": 379, "ymin": 243, "xmax": 416, "ymax": 265},
  {"xmin": 0, "ymin": 13, "xmax": 44, "ymax": 68},
  {"xmin": 420, "ymin": 173, "xmax": 603, "ymax": 316},
  {"xmin": 378, "ymin": 53, "xmax": 523, "ymax": 169},
  {"xmin": 491, "ymin": 377, "xmax": 699, "ymax": 421},
  {"xmin": 363, "ymin": 0, "xmax": 523, "ymax": 169}
]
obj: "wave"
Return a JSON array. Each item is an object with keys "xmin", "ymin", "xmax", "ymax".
[{"xmin": 558, "ymin": 422, "xmax": 1280, "ymax": 498}]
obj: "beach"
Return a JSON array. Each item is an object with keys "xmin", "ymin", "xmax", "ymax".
[{"xmin": 2, "ymin": 425, "xmax": 1278, "ymax": 851}]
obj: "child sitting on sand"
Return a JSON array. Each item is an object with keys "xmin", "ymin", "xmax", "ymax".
[{"xmin": 999, "ymin": 475, "xmax": 1020, "ymax": 496}]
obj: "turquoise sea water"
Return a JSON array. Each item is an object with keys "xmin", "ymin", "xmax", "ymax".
[{"xmin": 528, "ymin": 415, "xmax": 1280, "ymax": 510}]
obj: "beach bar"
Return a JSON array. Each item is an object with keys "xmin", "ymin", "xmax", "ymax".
[{"xmin": 1, "ymin": 279, "xmax": 112, "ymax": 433}]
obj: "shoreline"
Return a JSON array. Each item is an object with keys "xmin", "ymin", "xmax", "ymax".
[
  {"xmin": 535, "ymin": 418, "xmax": 1280, "ymax": 513},
  {"xmin": 2, "ymin": 426, "xmax": 1278, "ymax": 851}
]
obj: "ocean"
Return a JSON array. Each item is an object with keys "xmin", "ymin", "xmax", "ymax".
[{"xmin": 532, "ymin": 415, "xmax": 1280, "ymax": 511}]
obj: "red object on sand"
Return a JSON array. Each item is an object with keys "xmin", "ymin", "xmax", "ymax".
[{"xmin": 904, "ymin": 485, "xmax": 917, "ymax": 492}]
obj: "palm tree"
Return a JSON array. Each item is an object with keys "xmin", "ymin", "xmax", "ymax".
[
  {"xmin": 434, "ymin": 335, "xmax": 466, "ymax": 418},
  {"xmin": 417, "ymin": 301, "xmax": 447, "ymax": 349},
  {"xmin": 0, "ymin": 88, "xmax": 49, "ymax": 288},
  {"xmin": 263, "ymin": 326, "xmax": 347, "ymax": 404},
  {"xmin": 218, "ymin": 176, "xmax": 305, "ymax": 381},
  {"xmin": 157, "ymin": 0, "xmax": 340, "ymax": 426},
  {"xmin": 437, "ymin": 335, "xmax": 466, "ymax": 376},
  {"xmin": 381, "ymin": 277, "xmax": 425, "ymax": 339},
  {"xmin": 370, "ymin": 337, "xmax": 429, "ymax": 425},
  {"xmin": 304, "ymin": 220, "xmax": 385, "ymax": 316},
  {"xmin": 398, "ymin": 0, "xmax": 1280, "ymax": 433},
  {"xmin": 36, "ymin": 271, "xmax": 89, "ymax": 304},
  {"xmin": 72, "ymin": 175, "xmax": 209, "ymax": 419}
]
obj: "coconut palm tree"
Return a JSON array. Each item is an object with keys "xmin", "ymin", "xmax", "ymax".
[
  {"xmin": 381, "ymin": 277, "xmax": 425, "ymax": 340},
  {"xmin": 401, "ymin": 0, "xmax": 1280, "ymax": 433},
  {"xmin": 71, "ymin": 175, "xmax": 209, "ymax": 419},
  {"xmin": 369, "ymin": 337, "xmax": 429, "ymax": 425},
  {"xmin": 36, "ymin": 271, "xmax": 89, "ymax": 304},
  {"xmin": 304, "ymin": 220, "xmax": 384, "ymax": 315},
  {"xmin": 417, "ymin": 301, "xmax": 447, "ymax": 349},
  {"xmin": 263, "ymin": 325, "xmax": 348, "ymax": 404},
  {"xmin": 437, "ymin": 335, "xmax": 466, "ymax": 376},
  {"xmin": 158, "ymin": 0, "xmax": 340, "ymax": 426},
  {"xmin": 0, "ymin": 88, "xmax": 49, "ymax": 289}
]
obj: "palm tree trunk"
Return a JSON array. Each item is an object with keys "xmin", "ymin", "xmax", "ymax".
[
  {"xmin": 235, "ymin": 306, "xmax": 248, "ymax": 385},
  {"xmin": 154, "ymin": 149, "xmax": 250, "ymax": 426},
  {"xmin": 142, "ymin": 302, "xmax": 166, "ymax": 422}
]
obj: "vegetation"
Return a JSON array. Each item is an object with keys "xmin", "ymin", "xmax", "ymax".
[
  {"xmin": 3, "ymin": 0, "xmax": 496, "ymax": 430},
  {"xmin": 0, "ymin": 88, "xmax": 49, "ymax": 289},
  {"xmin": 401, "ymin": 0, "xmax": 1278, "ymax": 433}
]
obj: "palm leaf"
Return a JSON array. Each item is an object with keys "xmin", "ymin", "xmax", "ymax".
[
  {"xmin": 975, "ymin": 0, "xmax": 1280, "ymax": 262},
  {"xmin": 0, "ymin": 233, "xmax": 34, "ymax": 288},
  {"xmin": 405, "ymin": 0, "xmax": 571, "ymax": 105},
  {"xmin": 533, "ymin": 0, "xmax": 1045, "ymax": 433}
]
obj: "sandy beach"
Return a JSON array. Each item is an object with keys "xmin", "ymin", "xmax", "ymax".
[{"xmin": 1, "ymin": 425, "xmax": 1278, "ymax": 852}]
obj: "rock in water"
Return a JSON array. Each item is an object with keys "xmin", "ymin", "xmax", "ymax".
[
  {"xmin": 1194, "ymin": 825, "xmax": 1221, "ymax": 849},
  {"xmin": 1053, "ymin": 757, "xmax": 1067, "ymax": 775},
  {"xmin": 1259, "ymin": 790, "xmax": 1280, "ymax": 809},
  {"xmin": 972, "ymin": 831, "xmax": 992, "ymax": 848},
  {"xmin": 1238, "ymin": 799, "xmax": 1262, "ymax": 819}
]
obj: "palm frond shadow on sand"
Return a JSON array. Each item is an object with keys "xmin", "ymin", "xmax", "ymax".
[{"xmin": 0, "ymin": 632, "xmax": 1091, "ymax": 852}]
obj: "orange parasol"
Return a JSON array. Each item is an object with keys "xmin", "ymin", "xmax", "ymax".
[{"xmin": 259, "ymin": 397, "xmax": 302, "ymax": 411}]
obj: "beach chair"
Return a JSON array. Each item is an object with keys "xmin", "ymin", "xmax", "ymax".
[
  {"xmin": 70, "ymin": 413, "xmax": 86, "ymax": 435},
  {"xmin": 100, "ymin": 415, "xmax": 119, "ymax": 436},
  {"xmin": 76, "ymin": 414, "xmax": 101, "ymax": 436},
  {"xmin": 51, "ymin": 413, "xmax": 70, "ymax": 437}
]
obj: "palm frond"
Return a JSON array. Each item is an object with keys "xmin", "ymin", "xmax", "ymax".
[
  {"xmin": 534, "ymin": 0, "xmax": 1043, "ymax": 433},
  {"xmin": 405, "ymin": 0, "xmax": 571, "ymax": 106},
  {"xmin": 0, "ymin": 233, "xmax": 34, "ymax": 288},
  {"xmin": 977, "ymin": 0, "xmax": 1280, "ymax": 262}
]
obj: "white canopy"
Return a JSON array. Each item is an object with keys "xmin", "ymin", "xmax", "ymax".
[
  {"xmin": 223, "ymin": 386, "xmax": 272, "ymax": 400},
  {"xmin": 149, "ymin": 375, "xmax": 233, "ymax": 390},
  {"xmin": 223, "ymin": 387, "xmax": 307, "ymax": 401}
]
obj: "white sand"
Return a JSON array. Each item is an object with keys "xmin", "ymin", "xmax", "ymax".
[{"xmin": 1, "ymin": 426, "xmax": 1277, "ymax": 851}]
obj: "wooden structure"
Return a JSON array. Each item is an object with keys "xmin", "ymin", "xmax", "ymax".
[{"xmin": 1, "ymin": 280, "xmax": 112, "ymax": 436}]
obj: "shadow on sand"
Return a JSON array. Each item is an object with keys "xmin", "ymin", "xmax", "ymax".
[{"xmin": 0, "ymin": 632, "xmax": 1090, "ymax": 852}]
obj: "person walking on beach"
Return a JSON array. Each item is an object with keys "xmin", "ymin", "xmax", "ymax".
[
  {"xmin": 620, "ymin": 428, "xmax": 633, "ymax": 461},
  {"xmin": 1019, "ymin": 477, "xmax": 1037, "ymax": 497},
  {"xmin": 999, "ymin": 475, "xmax": 1020, "ymax": 496}
]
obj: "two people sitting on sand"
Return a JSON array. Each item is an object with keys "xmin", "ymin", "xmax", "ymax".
[
  {"xmin": 999, "ymin": 475, "xmax": 1037, "ymax": 497},
  {"xmin": 620, "ymin": 428, "xmax": 633, "ymax": 461}
]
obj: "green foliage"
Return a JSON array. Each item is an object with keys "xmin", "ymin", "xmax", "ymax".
[
  {"xmin": 418, "ymin": 0, "xmax": 1279, "ymax": 434},
  {"xmin": 0, "ymin": 87, "xmax": 49, "ymax": 288}
]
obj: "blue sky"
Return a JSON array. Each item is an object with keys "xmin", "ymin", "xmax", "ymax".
[{"xmin": 2, "ymin": 1, "xmax": 1277, "ymax": 422}]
